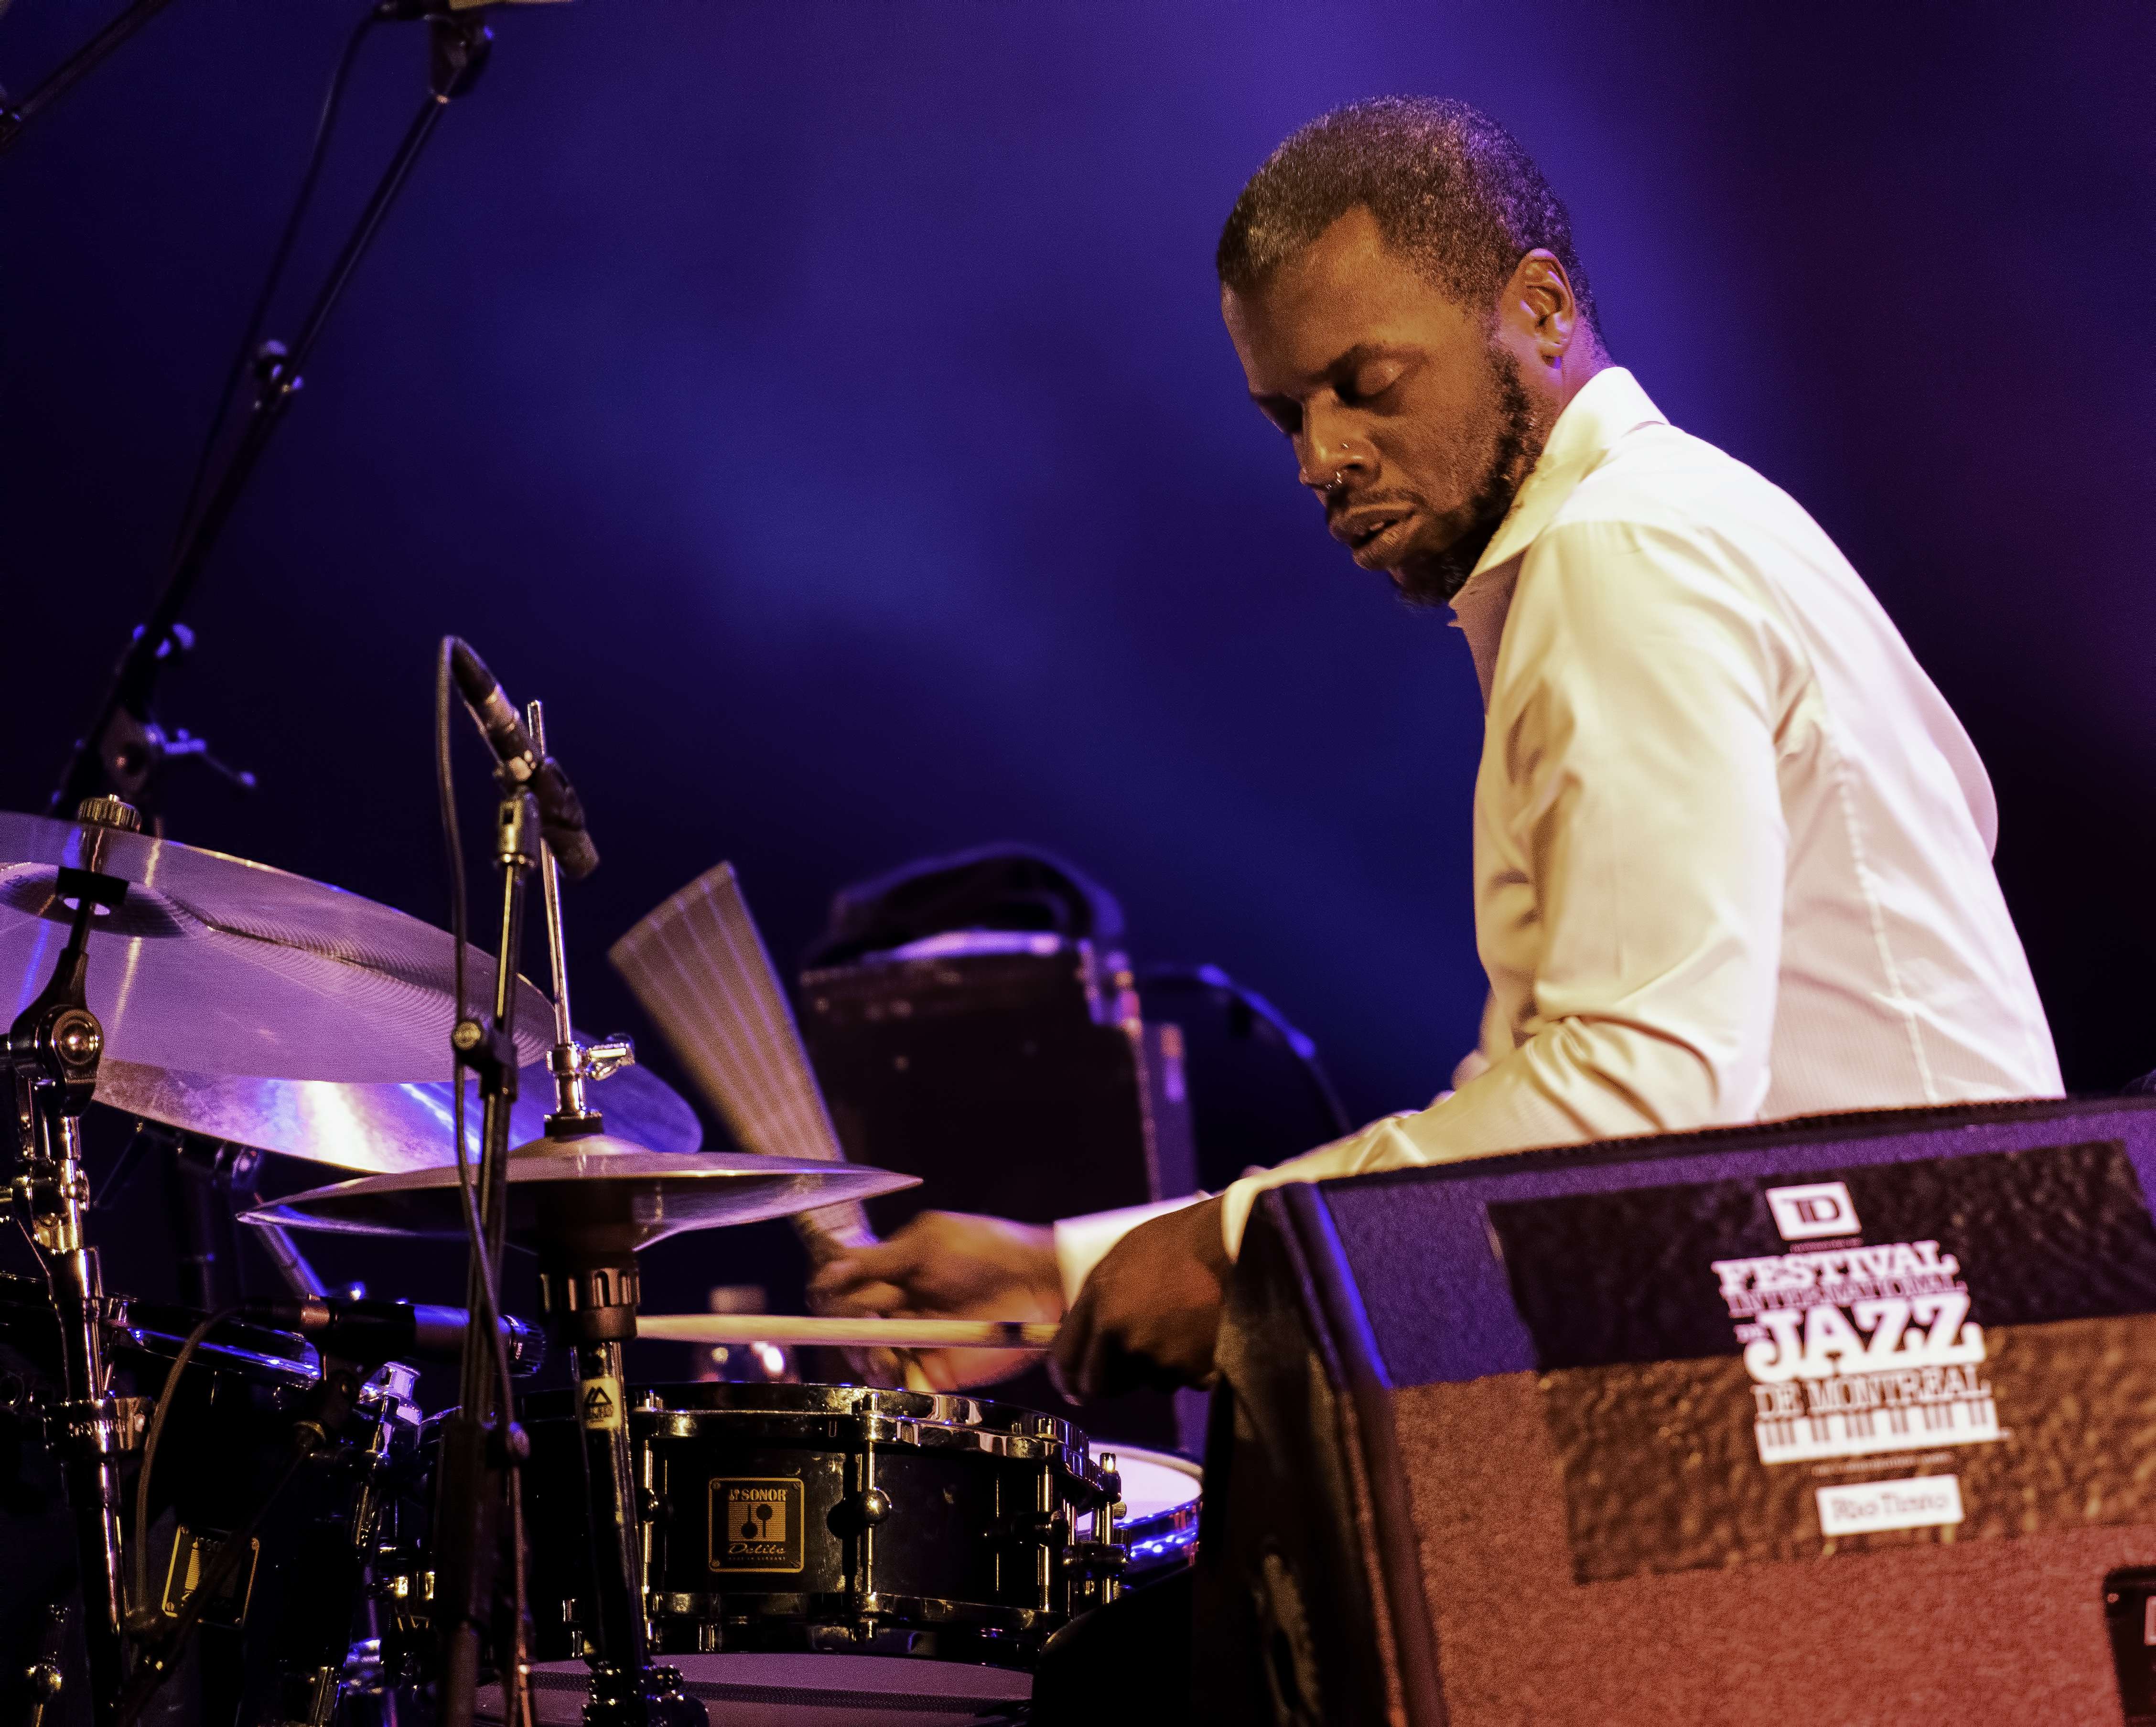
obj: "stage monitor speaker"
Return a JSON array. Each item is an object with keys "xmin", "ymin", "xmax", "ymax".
[{"xmin": 1194, "ymin": 1095, "xmax": 2156, "ymax": 1725}]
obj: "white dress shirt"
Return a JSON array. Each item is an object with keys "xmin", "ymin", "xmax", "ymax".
[{"xmin": 1057, "ymin": 366, "xmax": 2061, "ymax": 1288}]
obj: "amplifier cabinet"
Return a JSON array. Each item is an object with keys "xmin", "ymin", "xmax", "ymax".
[
  {"xmin": 1196, "ymin": 1096, "xmax": 2156, "ymax": 1725},
  {"xmin": 799, "ymin": 939, "xmax": 1194, "ymax": 1229}
]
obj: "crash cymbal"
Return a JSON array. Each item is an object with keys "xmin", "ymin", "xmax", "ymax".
[
  {"xmin": 93, "ymin": 1040, "xmax": 703, "ymax": 1172},
  {"xmin": 1, "ymin": 810, "xmax": 550, "ymax": 1081},
  {"xmin": 240, "ymin": 1134, "xmax": 916, "ymax": 1253}
]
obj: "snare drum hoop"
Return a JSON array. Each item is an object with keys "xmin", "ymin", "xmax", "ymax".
[
  {"xmin": 1103, "ymin": 1443, "xmax": 1202, "ymax": 1574},
  {"xmin": 526, "ymin": 1382, "xmax": 1110, "ymax": 1490}
]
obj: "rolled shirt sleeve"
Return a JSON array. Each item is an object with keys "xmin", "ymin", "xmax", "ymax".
[{"xmin": 1218, "ymin": 519, "xmax": 1798, "ymax": 1254}]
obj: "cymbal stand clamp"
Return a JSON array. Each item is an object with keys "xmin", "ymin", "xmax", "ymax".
[{"xmin": 528, "ymin": 699, "xmax": 634, "ymax": 1142}]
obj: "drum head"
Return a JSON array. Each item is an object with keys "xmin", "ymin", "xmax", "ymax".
[
  {"xmin": 478, "ymin": 1655, "xmax": 1030, "ymax": 1726},
  {"xmin": 1107, "ymin": 1445, "xmax": 1202, "ymax": 1520}
]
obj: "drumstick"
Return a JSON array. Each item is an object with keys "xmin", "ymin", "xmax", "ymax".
[{"xmin": 636, "ymin": 1315, "xmax": 1058, "ymax": 1350}]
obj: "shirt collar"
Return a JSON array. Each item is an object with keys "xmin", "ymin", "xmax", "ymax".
[
  {"xmin": 1458, "ymin": 365, "xmax": 1668, "ymax": 592},
  {"xmin": 1445, "ymin": 367, "xmax": 1667, "ymax": 706}
]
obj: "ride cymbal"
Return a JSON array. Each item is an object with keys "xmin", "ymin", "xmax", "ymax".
[
  {"xmin": 240, "ymin": 1134, "xmax": 916, "ymax": 1253},
  {"xmin": 94, "ymin": 1042, "xmax": 703, "ymax": 1173},
  {"xmin": 1, "ymin": 810, "xmax": 550, "ymax": 1082}
]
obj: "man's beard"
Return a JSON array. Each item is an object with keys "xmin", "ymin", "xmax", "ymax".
[{"xmin": 1393, "ymin": 345, "xmax": 1545, "ymax": 609}]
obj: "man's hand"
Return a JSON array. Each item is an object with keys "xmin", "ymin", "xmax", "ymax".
[
  {"xmin": 1051, "ymin": 1196, "xmax": 1229, "ymax": 1401},
  {"xmin": 807, "ymin": 1211, "xmax": 1065, "ymax": 1391}
]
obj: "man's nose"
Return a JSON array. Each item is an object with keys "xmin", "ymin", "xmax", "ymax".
[{"xmin": 1296, "ymin": 408, "xmax": 1371, "ymax": 495}]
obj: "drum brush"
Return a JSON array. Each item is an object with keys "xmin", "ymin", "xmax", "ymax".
[
  {"xmin": 608, "ymin": 861, "xmax": 877, "ymax": 1256},
  {"xmin": 609, "ymin": 861, "xmax": 908, "ymax": 1382}
]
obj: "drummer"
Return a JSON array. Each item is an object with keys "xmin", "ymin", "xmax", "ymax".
[{"xmin": 810, "ymin": 97, "xmax": 2062, "ymax": 1403}]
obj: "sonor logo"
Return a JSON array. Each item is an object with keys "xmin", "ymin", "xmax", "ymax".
[
  {"xmin": 708, "ymin": 1478, "xmax": 806, "ymax": 1574},
  {"xmin": 1766, "ymin": 1181, "xmax": 1859, "ymax": 1241}
]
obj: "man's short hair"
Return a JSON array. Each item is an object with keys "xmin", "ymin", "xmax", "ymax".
[{"xmin": 1217, "ymin": 96, "xmax": 1597, "ymax": 331}]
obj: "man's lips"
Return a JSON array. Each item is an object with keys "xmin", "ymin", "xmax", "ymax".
[{"xmin": 1329, "ymin": 502, "xmax": 1421, "ymax": 567}]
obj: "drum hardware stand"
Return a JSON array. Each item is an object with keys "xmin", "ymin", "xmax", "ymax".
[
  {"xmin": 5, "ymin": 796, "xmax": 146, "ymax": 1726},
  {"xmin": 47, "ymin": 8, "xmax": 494, "ymax": 821},
  {"xmin": 170, "ymin": 1136, "xmax": 260, "ymax": 1310},
  {"xmin": 530, "ymin": 700, "xmax": 636, "ymax": 1145},
  {"xmin": 519, "ymin": 699, "xmax": 701, "ymax": 1727},
  {"xmin": 433, "ymin": 773, "xmax": 538, "ymax": 1727},
  {"xmin": 113, "ymin": 1117, "xmax": 330, "ymax": 1303},
  {"xmin": 537, "ymin": 1258, "xmax": 700, "ymax": 1727}
]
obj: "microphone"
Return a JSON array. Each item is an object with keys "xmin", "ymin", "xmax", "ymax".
[
  {"xmin": 447, "ymin": 639, "xmax": 599, "ymax": 879},
  {"xmin": 249, "ymin": 1297, "xmax": 547, "ymax": 1375}
]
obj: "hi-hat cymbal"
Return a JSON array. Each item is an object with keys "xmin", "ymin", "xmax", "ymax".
[
  {"xmin": 1, "ymin": 811, "xmax": 550, "ymax": 1081},
  {"xmin": 240, "ymin": 1134, "xmax": 916, "ymax": 1253},
  {"xmin": 94, "ymin": 1042, "xmax": 704, "ymax": 1173}
]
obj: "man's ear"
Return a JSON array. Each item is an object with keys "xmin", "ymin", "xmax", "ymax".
[{"xmin": 1502, "ymin": 248, "xmax": 1580, "ymax": 362}]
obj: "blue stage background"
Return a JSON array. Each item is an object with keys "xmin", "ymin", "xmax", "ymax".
[{"xmin": 1, "ymin": 3, "xmax": 2150, "ymax": 1256}]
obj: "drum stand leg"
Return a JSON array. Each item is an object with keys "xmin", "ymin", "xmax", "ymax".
[
  {"xmin": 6, "ymin": 828, "xmax": 137, "ymax": 1725},
  {"xmin": 23, "ymin": 1108, "xmax": 128, "ymax": 1718},
  {"xmin": 435, "ymin": 786, "xmax": 539, "ymax": 1727},
  {"xmin": 539, "ymin": 1257, "xmax": 704, "ymax": 1727}
]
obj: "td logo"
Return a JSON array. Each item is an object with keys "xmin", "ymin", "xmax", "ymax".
[{"xmin": 1764, "ymin": 1180, "xmax": 1860, "ymax": 1241}]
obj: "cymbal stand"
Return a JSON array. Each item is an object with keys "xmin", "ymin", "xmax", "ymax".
[
  {"xmin": 528, "ymin": 701, "xmax": 635, "ymax": 1143},
  {"xmin": 524, "ymin": 700, "xmax": 703, "ymax": 1727},
  {"xmin": 533, "ymin": 1236, "xmax": 701, "ymax": 1727},
  {"xmin": 3, "ymin": 798, "xmax": 144, "ymax": 1724},
  {"xmin": 433, "ymin": 773, "xmax": 538, "ymax": 1727}
]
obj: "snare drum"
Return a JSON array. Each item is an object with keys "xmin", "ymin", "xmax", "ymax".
[{"xmin": 510, "ymin": 1383, "xmax": 1125, "ymax": 1667}]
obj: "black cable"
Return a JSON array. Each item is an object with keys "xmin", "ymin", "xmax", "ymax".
[
  {"xmin": 169, "ymin": 3, "xmax": 380, "ymax": 560},
  {"xmin": 434, "ymin": 639, "xmax": 518, "ymax": 1421},
  {"xmin": 434, "ymin": 635, "xmax": 534, "ymax": 1727},
  {"xmin": 116, "ymin": 1443, "xmax": 311, "ymax": 1727},
  {"xmin": 1137, "ymin": 962, "xmax": 1354, "ymax": 1136}
]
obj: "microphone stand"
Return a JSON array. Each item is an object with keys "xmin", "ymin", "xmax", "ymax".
[
  {"xmin": 0, "ymin": 0, "xmax": 187, "ymax": 157},
  {"xmin": 47, "ymin": 11, "xmax": 493, "ymax": 818},
  {"xmin": 432, "ymin": 763, "xmax": 538, "ymax": 1727}
]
